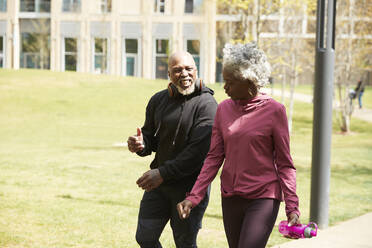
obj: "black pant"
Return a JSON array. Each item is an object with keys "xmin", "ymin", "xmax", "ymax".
[
  {"xmin": 222, "ymin": 196, "xmax": 280, "ymax": 248},
  {"xmin": 135, "ymin": 185, "xmax": 210, "ymax": 248}
]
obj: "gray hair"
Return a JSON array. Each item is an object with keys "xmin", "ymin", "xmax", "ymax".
[{"xmin": 222, "ymin": 43, "xmax": 271, "ymax": 87}]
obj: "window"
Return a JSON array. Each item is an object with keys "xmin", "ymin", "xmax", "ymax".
[
  {"xmin": 20, "ymin": 0, "xmax": 51, "ymax": 13},
  {"xmin": 189, "ymin": 0, "xmax": 203, "ymax": 14},
  {"xmin": 101, "ymin": 0, "xmax": 112, "ymax": 13},
  {"xmin": 155, "ymin": 39, "xmax": 169, "ymax": 79},
  {"xmin": 0, "ymin": 0, "xmax": 6, "ymax": 12},
  {"xmin": 185, "ymin": 0, "xmax": 193, "ymax": 13},
  {"xmin": 20, "ymin": 32, "xmax": 50, "ymax": 69},
  {"xmin": 94, "ymin": 38, "xmax": 108, "ymax": 74},
  {"xmin": 62, "ymin": 0, "xmax": 81, "ymax": 12},
  {"xmin": 20, "ymin": 0, "xmax": 35, "ymax": 12},
  {"xmin": 154, "ymin": 0, "xmax": 165, "ymax": 13},
  {"xmin": 64, "ymin": 38, "xmax": 77, "ymax": 71},
  {"xmin": 124, "ymin": 38, "xmax": 139, "ymax": 76},
  {"xmin": 0, "ymin": 36, "xmax": 4, "ymax": 67},
  {"xmin": 19, "ymin": 19, "xmax": 50, "ymax": 69},
  {"xmin": 21, "ymin": 33, "xmax": 38, "ymax": 68},
  {"xmin": 187, "ymin": 40, "xmax": 200, "ymax": 73}
]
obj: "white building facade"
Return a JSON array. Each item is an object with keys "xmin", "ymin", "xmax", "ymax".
[{"xmin": 0, "ymin": 0, "xmax": 217, "ymax": 83}]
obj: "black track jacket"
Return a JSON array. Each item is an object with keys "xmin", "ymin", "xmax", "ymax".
[{"xmin": 137, "ymin": 83, "xmax": 218, "ymax": 191}]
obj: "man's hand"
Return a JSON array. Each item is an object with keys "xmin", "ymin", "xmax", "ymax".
[
  {"xmin": 127, "ymin": 128, "xmax": 144, "ymax": 153},
  {"xmin": 177, "ymin": 200, "xmax": 193, "ymax": 219},
  {"xmin": 288, "ymin": 212, "xmax": 300, "ymax": 226},
  {"xmin": 136, "ymin": 169, "xmax": 163, "ymax": 192}
]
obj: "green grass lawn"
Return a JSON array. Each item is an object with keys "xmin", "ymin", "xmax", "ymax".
[{"xmin": 0, "ymin": 69, "xmax": 371, "ymax": 248}]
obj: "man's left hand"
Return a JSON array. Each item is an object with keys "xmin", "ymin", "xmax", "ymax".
[{"xmin": 136, "ymin": 169, "xmax": 164, "ymax": 192}]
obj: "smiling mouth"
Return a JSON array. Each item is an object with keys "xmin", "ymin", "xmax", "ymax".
[{"xmin": 179, "ymin": 79, "xmax": 192, "ymax": 87}]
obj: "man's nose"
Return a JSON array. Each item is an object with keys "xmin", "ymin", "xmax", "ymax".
[{"xmin": 181, "ymin": 69, "xmax": 188, "ymax": 76}]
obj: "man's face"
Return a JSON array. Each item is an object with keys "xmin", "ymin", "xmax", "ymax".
[{"xmin": 168, "ymin": 54, "xmax": 197, "ymax": 92}]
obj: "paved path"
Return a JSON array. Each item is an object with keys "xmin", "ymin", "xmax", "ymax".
[
  {"xmin": 352, "ymin": 107, "xmax": 372, "ymax": 123},
  {"xmin": 272, "ymin": 212, "xmax": 372, "ymax": 248},
  {"xmin": 261, "ymin": 88, "xmax": 372, "ymax": 123}
]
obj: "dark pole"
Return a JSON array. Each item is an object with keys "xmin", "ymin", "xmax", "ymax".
[{"xmin": 310, "ymin": 0, "xmax": 336, "ymax": 229}]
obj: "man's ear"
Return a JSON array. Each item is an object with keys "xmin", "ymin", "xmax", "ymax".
[{"xmin": 168, "ymin": 70, "xmax": 171, "ymax": 79}]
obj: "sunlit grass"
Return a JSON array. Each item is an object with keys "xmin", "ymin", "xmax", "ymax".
[{"xmin": 0, "ymin": 69, "xmax": 371, "ymax": 247}]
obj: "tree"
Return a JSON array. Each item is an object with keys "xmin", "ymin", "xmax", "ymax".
[
  {"xmin": 260, "ymin": 0, "xmax": 315, "ymax": 132},
  {"xmin": 334, "ymin": 0, "xmax": 372, "ymax": 133},
  {"xmin": 217, "ymin": 0, "xmax": 281, "ymax": 45},
  {"xmin": 215, "ymin": 0, "xmax": 282, "ymax": 82}
]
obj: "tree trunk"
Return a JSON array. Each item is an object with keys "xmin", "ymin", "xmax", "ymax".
[
  {"xmin": 337, "ymin": 82, "xmax": 351, "ymax": 133},
  {"xmin": 281, "ymin": 67, "xmax": 286, "ymax": 104},
  {"xmin": 288, "ymin": 53, "xmax": 297, "ymax": 133}
]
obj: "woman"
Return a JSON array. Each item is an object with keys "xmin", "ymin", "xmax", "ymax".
[{"xmin": 177, "ymin": 43, "xmax": 301, "ymax": 248}]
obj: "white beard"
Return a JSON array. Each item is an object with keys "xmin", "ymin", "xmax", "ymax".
[{"xmin": 176, "ymin": 83, "xmax": 195, "ymax": 96}]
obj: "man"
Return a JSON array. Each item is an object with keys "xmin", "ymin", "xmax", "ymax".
[
  {"xmin": 127, "ymin": 51, "xmax": 217, "ymax": 248},
  {"xmin": 355, "ymin": 80, "xmax": 365, "ymax": 109}
]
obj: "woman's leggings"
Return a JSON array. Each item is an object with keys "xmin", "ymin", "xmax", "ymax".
[{"xmin": 222, "ymin": 196, "xmax": 280, "ymax": 248}]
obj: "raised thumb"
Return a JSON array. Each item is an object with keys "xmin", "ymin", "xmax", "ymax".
[{"xmin": 137, "ymin": 128, "xmax": 143, "ymax": 139}]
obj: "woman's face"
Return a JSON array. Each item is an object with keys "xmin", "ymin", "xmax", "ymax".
[{"xmin": 223, "ymin": 69, "xmax": 253, "ymax": 100}]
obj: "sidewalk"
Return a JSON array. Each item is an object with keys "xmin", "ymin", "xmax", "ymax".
[
  {"xmin": 272, "ymin": 212, "xmax": 372, "ymax": 248},
  {"xmin": 352, "ymin": 107, "xmax": 372, "ymax": 123},
  {"xmin": 261, "ymin": 88, "xmax": 372, "ymax": 123}
]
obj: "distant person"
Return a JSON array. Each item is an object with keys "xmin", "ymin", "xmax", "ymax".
[
  {"xmin": 127, "ymin": 51, "xmax": 217, "ymax": 248},
  {"xmin": 177, "ymin": 43, "xmax": 301, "ymax": 248},
  {"xmin": 355, "ymin": 80, "xmax": 365, "ymax": 109}
]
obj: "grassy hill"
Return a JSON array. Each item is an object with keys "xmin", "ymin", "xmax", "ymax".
[{"xmin": 0, "ymin": 69, "xmax": 371, "ymax": 247}]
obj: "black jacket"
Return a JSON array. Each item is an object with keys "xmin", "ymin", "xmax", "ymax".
[{"xmin": 138, "ymin": 83, "xmax": 218, "ymax": 190}]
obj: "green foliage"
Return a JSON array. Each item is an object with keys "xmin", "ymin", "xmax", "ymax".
[{"xmin": 0, "ymin": 69, "xmax": 371, "ymax": 247}]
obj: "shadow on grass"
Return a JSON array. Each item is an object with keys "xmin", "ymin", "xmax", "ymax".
[
  {"xmin": 71, "ymin": 146, "xmax": 126, "ymax": 151},
  {"xmin": 57, "ymin": 195, "xmax": 224, "ymax": 219},
  {"xmin": 296, "ymin": 164, "xmax": 372, "ymax": 178},
  {"xmin": 204, "ymin": 213, "xmax": 223, "ymax": 220},
  {"xmin": 56, "ymin": 194, "xmax": 137, "ymax": 208},
  {"xmin": 331, "ymin": 165, "xmax": 372, "ymax": 182}
]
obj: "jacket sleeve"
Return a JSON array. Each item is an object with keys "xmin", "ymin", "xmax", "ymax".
[
  {"xmin": 158, "ymin": 96, "xmax": 218, "ymax": 181},
  {"xmin": 136, "ymin": 94, "xmax": 159, "ymax": 157},
  {"xmin": 273, "ymin": 104, "xmax": 300, "ymax": 218}
]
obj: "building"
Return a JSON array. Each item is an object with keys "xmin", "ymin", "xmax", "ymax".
[
  {"xmin": 0, "ymin": 0, "xmax": 370, "ymax": 84},
  {"xmin": 0, "ymin": 0, "xmax": 217, "ymax": 83}
]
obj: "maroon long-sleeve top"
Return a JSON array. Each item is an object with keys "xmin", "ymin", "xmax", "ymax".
[{"xmin": 186, "ymin": 93, "xmax": 300, "ymax": 217}]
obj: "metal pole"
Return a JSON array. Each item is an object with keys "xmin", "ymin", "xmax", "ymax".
[{"xmin": 310, "ymin": 0, "xmax": 336, "ymax": 229}]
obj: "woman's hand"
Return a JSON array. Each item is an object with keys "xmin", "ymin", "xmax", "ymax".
[
  {"xmin": 177, "ymin": 200, "xmax": 193, "ymax": 219},
  {"xmin": 288, "ymin": 212, "xmax": 300, "ymax": 226}
]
